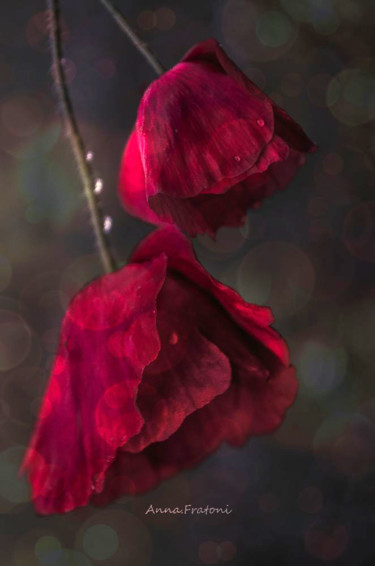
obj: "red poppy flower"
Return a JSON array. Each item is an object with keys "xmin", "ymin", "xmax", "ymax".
[
  {"xmin": 119, "ymin": 39, "xmax": 316, "ymax": 237},
  {"xmin": 21, "ymin": 227, "xmax": 297, "ymax": 514}
]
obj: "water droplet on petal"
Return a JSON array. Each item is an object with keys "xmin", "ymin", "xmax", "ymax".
[
  {"xmin": 169, "ymin": 332, "xmax": 179, "ymax": 345},
  {"xmin": 86, "ymin": 151, "xmax": 94, "ymax": 161},
  {"xmin": 94, "ymin": 178, "xmax": 103, "ymax": 194},
  {"xmin": 103, "ymin": 216, "xmax": 112, "ymax": 233},
  {"xmin": 257, "ymin": 118, "xmax": 265, "ymax": 127},
  {"xmin": 234, "ymin": 155, "xmax": 241, "ymax": 162}
]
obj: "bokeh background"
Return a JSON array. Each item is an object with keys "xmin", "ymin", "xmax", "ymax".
[{"xmin": 1, "ymin": 0, "xmax": 375, "ymax": 564}]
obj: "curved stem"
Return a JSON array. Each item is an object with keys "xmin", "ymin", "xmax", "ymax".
[
  {"xmin": 98, "ymin": 0, "xmax": 165, "ymax": 76},
  {"xmin": 47, "ymin": 0, "xmax": 117, "ymax": 274}
]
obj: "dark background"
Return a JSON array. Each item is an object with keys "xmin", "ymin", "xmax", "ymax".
[{"xmin": 1, "ymin": 0, "xmax": 375, "ymax": 564}]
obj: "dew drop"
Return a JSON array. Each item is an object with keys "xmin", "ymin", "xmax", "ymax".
[
  {"xmin": 257, "ymin": 118, "xmax": 265, "ymax": 127},
  {"xmin": 86, "ymin": 151, "xmax": 94, "ymax": 161},
  {"xmin": 94, "ymin": 178, "xmax": 103, "ymax": 194},
  {"xmin": 103, "ymin": 216, "xmax": 112, "ymax": 233},
  {"xmin": 234, "ymin": 155, "xmax": 241, "ymax": 162},
  {"xmin": 169, "ymin": 332, "xmax": 179, "ymax": 345}
]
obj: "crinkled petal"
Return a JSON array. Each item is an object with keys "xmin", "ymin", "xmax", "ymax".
[
  {"xmin": 119, "ymin": 39, "xmax": 316, "ymax": 236},
  {"xmin": 137, "ymin": 60, "xmax": 274, "ymax": 199},
  {"xmin": 148, "ymin": 135, "xmax": 292, "ymax": 237},
  {"xmin": 91, "ymin": 365, "xmax": 297, "ymax": 504},
  {"xmin": 183, "ymin": 38, "xmax": 317, "ymax": 154},
  {"xmin": 131, "ymin": 226, "xmax": 289, "ymax": 365},
  {"xmin": 20, "ymin": 255, "xmax": 167, "ymax": 514}
]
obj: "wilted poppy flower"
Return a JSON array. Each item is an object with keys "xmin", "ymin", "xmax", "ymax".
[
  {"xmin": 21, "ymin": 226, "xmax": 297, "ymax": 514},
  {"xmin": 119, "ymin": 38, "xmax": 316, "ymax": 237}
]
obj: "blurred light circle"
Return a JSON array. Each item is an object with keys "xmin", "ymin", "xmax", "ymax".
[
  {"xmin": 364, "ymin": 146, "xmax": 375, "ymax": 172},
  {"xmin": 337, "ymin": 0, "xmax": 361, "ymax": 23},
  {"xmin": 218, "ymin": 541, "xmax": 237, "ymax": 561},
  {"xmin": 280, "ymin": 0, "xmax": 312, "ymax": 22},
  {"xmin": 52, "ymin": 549, "xmax": 92, "ymax": 566},
  {"xmin": 323, "ymin": 153, "xmax": 344, "ymax": 175},
  {"xmin": 327, "ymin": 69, "xmax": 375, "ymax": 126},
  {"xmin": 196, "ymin": 223, "xmax": 248, "ymax": 260},
  {"xmin": 0, "ymin": 446, "xmax": 30, "ymax": 503},
  {"xmin": 1, "ymin": 95, "xmax": 42, "ymax": 138},
  {"xmin": 34, "ymin": 535, "xmax": 62, "ymax": 564},
  {"xmin": 25, "ymin": 205, "xmax": 43, "ymax": 224},
  {"xmin": 26, "ymin": 11, "xmax": 49, "ymax": 51},
  {"xmin": 298, "ymin": 486, "xmax": 324, "ymax": 514},
  {"xmin": 256, "ymin": 11, "xmax": 292, "ymax": 47},
  {"xmin": 332, "ymin": 427, "xmax": 374, "ymax": 477},
  {"xmin": 0, "ymin": 399, "xmax": 11, "ymax": 424},
  {"xmin": 95, "ymin": 58, "xmax": 116, "ymax": 79},
  {"xmin": 258, "ymin": 492, "xmax": 279, "ymax": 513},
  {"xmin": 238, "ymin": 242, "xmax": 315, "ymax": 318},
  {"xmin": 17, "ymin": 156, "xmax": 79, "ymax": 224},
  {"xmin": 137, "ymin": 10, "xmax": 156, "ymax": 30},
  {"xmin": 76, "ymin": 510, "xmax": 151, "ymax": 566},
  {"xmin": 313, "ymin": 13, "xmax": 340, "ymax": 35},
  {"xmin": 309, "ymin": 219, "xmax": 333, "ymax": 242},
  {"xmin": 308, "ymin": 238, "xmax": 354, "ymax": 299},
  {"xmin": 0, "ymin": 255, "xmax": 11, "ymax": 292},
  {"xmin": 21, "ymin": 271, "xmax": 62, "ymax": 332},
  {"xmin": 1, "ymin": 366, "xmax": 45, "ymax": 426},
  {"xmin": 313, "ymin": 414, "xmax": 375, "ymax": 477},
  {"xmin": 82, "ymin": 524, "xmax": 119, "ymax": 561},
  {"xmin": 9, "ymin": 122, "xmax": 61, "ymax": 161},
  {"xmin": 281, "ymin": 73, "xmax": 304, "ymax": 97},
  {"xmin": 308, "ymin": 196, "xmax": 328, "ymax": 217},
  {"xmin": 307, "ymin": 73, "xmax": 331, "ymax": 107},
  {"xmin": 298, "ymin": 341, "xmax": 346, "ymax": 397},
  {"xmin": 343, "ymin": 299, "xmax": 375, "ymax": 365},
  {"xmin": 155, "ymin": 7, "xmax": 176, "ymax": 31},
  {"xmin": 222, "ymin": 0, "xmax": 297, "ymax": 62},
  {"xmin": 14, "ymin": 529, "xmax": 61, "ymax": 566},
  {"xmin": 343, "ymin": 201, "xmax": 375, "ymax": 262},
  {"xmin": 198, "ymin": 541, "xmax": 218, "ymax": 564},
  {"xmin": 313, "ymin": 169, "xmax": 352, "ymax": 207},
  {"xmin": 304, "ymin": 521, "xmax": 349, "ymax": 561},
  {"xmin": 0, "ymin": 310, "xmax": 32, "ymax": 371},
  {"xmin": 0, "ymin": 60, "xmax": 12, "ymax": 87}
]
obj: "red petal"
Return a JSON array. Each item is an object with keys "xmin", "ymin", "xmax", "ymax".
[
  {"xmin": 119, "ymin": 130, "xmax": 165, "ymax": 226},
  {"xmin": 92, "ymin": 365, "xmax": 297, "ymax": 503},
  {"xmin": 131, "ymin": 227, "xmax": 289, "ymax": 365},
  {"xmin": 125, "ymin": 272, "xmax": 231, "ymax": 452},
  {"xmin": 137, "ymin": 60, "xmax": 274, "ymax": 199},
  {"xmin": 20, "ymin": 255, "xmax": 166, "ymax": 514}
]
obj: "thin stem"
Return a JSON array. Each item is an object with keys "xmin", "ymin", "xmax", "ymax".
[
  {"xmin": 98, "ymin": 0, "xmax": 165, "ymax": 76},
  {"xmin": 47, "ymin": 0, "xmax": 117, "ymax": 274}
]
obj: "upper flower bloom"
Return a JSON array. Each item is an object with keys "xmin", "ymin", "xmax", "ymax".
[
  {"xmin": 119, "ymin": 39, "xmax": 316, "ymax": 237},
  {"xmin": 21, "ymin": 227, "xmax": 297, "ymax": 514}
]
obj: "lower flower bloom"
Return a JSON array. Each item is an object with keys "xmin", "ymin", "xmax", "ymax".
[{"xmin": 21, "ymin": 227, "xmax": 298, "ymax": 514}]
